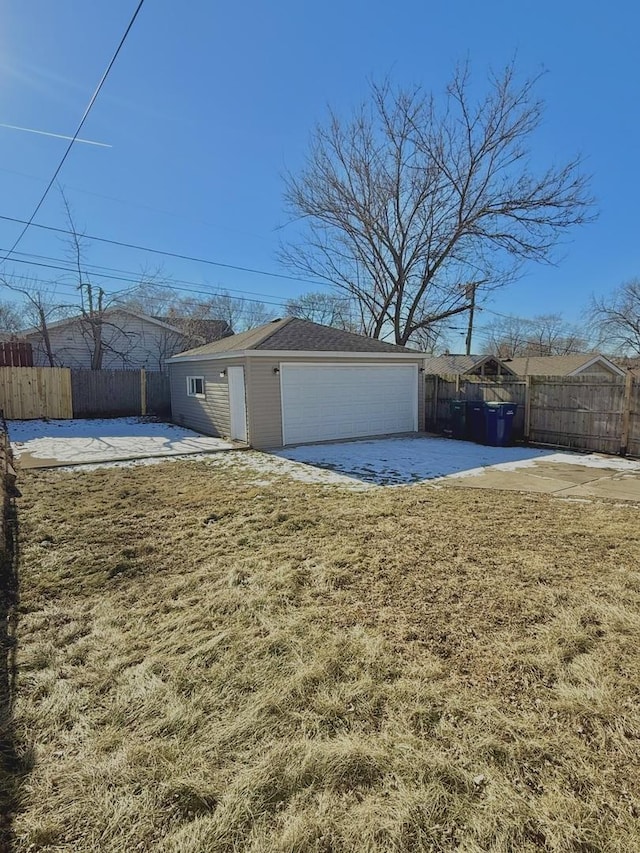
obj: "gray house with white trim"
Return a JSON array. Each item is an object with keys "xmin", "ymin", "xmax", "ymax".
[
  {"xmin": 167, "ymin": 317, "xmax": 426, "ymax": 448},
  {"xmin": 21, "ymin": 309, "xmax": 233, "ymax": 371}
]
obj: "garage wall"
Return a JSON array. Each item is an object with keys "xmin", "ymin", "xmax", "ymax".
[
  {"xmin": 246, "ymin": 356, "xmax": 425, "ymax": 449},
  {"xmin": 169, "ymin": 357, "xmax": 245, "ymax": 437}
]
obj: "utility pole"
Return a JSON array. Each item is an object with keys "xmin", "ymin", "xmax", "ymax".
[{"xmin": 464, "ymin": 282, "xmax": 477, "ymax": 356}]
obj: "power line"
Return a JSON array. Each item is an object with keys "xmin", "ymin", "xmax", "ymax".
[
  {"xmin": 0, "ymin": 0, "xmax": 146, "ymax": 264},
  {"xmin": 0, "ymin": 213, "xmax": 329, "ymax": 288},
  {"xmin": 0, "ymin": 255, "xmax": 290, "ymax": 308},
  {"xmin": 0, "ymin": 246, "xmax": 293, "ymax": 303}
]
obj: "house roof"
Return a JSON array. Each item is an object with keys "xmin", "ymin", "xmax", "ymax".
[
  {"xmin": 506, "ymin": 354, "xmax": 625, "ymax": 377},
  {"xmin": 153, "ymin": 317, "xmax": 233, "ymax": 344},
  {"xmin": 422, "ymin": 353, "xmax": 516, "ymax": 376},
  {"xmin": 170, "ymin": 317, "xmax": 422, "ymax": 359},
  {"xmin": 20, "ymin": 308, "xmax": 185, "ymax": 338}
]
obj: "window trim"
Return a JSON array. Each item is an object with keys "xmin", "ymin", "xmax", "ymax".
[{"xmin": 186, "ymin": 375, "xmax": 205, "ymax": 398}]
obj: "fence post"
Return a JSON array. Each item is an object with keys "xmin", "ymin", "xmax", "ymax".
[
  {"xmin": 140, "ymin": 368, "xmax": 147, "ymax": 416},
  {"xmin": 524, "ymin": 375, "xmax": 532, "ymax": 443},
  {"xmin": 433, "ymin": 375, "xmax": 439, "ymax": 431},
  {"xmin": 620, "ymin": 372, "xmax": 634, "ymax": 457}
]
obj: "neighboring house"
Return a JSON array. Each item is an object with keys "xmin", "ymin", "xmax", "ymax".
[
  {"xmin": 505, "ymin": 354, "xmax": 626, "ymax": 378},
  {"xmin": 21, "ymin": 309, "xmax": 233, "ymax": 371},
  {"xmin": 422, "ymin": 354, "xmax": 517, "ymax": 377},
  {"xmin": 167, "ymin": 317, "xmax": 426, "ymax": 448}
]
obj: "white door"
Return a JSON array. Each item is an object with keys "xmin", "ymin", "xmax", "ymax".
[
  {"xmin": 228, "ymin": 366, "xmax": 247, "ymax": 442},
  {"xmin": 280, "ymin": 363, "xmax": 418, "ymax": 446}
]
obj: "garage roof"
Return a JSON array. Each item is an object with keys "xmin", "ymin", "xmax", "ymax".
[{"xmin": 169, "ymin": 317, "xmax": 422, "ymax": 359}]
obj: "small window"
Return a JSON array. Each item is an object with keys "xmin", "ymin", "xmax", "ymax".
[{"xmin": 187, "ymin": 376, "xmax": 205, "ymax": 398}]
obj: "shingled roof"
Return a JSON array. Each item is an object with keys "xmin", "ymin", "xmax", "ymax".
[
  {"xmin": 422, "ymin": 354, "xmax": 516, "ymax": 376},
  {"xmin": 506, "ymin": 354, "xmax": 625, "ymax": 376},
  {"xmin": 170, "ymin": 317, "xmax": 421, "ymax": 359}
]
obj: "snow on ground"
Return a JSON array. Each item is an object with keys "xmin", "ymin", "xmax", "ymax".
[
  {"xmin": 9, "ymin": 418, "xmax": 235, "ymax": 465},
  {"xmin": 274, "ymin": 436, "xmax": 640, "ymax": 486},
  {"xmin": 56, "ymin": 449, "xmax": 372, "ymax": 488},
  {"xmin": 11, "ymin": 422, "xmax": 640, "ymax": 490}
]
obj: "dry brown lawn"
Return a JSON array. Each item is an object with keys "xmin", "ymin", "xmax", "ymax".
[{"xmin": 4, "ymin": 456, "xmax": 640, "ymax": 851}]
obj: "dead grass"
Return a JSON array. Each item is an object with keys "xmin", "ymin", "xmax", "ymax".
[{"xmin": 5, "ymin": 458, "xmax": 640, "ymax": 851}]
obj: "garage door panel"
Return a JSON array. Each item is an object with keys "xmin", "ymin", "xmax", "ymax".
[{"xmin": 281, "ymin": 364, "xmax": 418, "ymax": 445}]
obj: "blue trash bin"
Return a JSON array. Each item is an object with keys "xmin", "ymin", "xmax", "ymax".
[{"xmin": 483, "ymin": 402, "xmax": 518, "ymax": 446}]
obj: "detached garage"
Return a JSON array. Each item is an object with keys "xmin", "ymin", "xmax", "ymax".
[{"xmin": 167, "ymin": 317, "xmax": 425, "ymax": 449}]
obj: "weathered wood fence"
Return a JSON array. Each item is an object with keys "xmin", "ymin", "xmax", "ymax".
[
  {"xmin": 0, "ymin": 341, "xmax": 32, "ymax": 367},
  {"xmin": 0, "ymin": 368, "xmax": 170, "ymax": 420},
  {"xmin": 425, "ymin": 374, "xmax": 640, "ymax": 457}
]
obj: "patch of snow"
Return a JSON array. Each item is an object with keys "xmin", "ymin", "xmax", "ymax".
[
  {"xmin": 274, "ymin": 436, "xmax": 640, "ymax": 486},
  {"xmin": 208, "ymin": 450, "xmax": 372, "ymax": 488},
  {"xmin": 53, "ymin": 447, "xmax": 371, "ymax": 488},
  {"xmin": 9, "ymin": 418, "xmax": 235, "ymax": 465}
]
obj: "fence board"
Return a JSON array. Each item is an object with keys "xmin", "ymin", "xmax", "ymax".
[
  {"xmin": 0, "ymin": 341, "xmax": 33, "ymax": 367},
  {"xmin": 627, "ymin": 381, "xmax": 640, "ymax": 458},
  {"xmin": 70, "ymin": 369, "xmax": 171, "ymax": 418},
  {"xmin": 71, "ymin": 370, "xmax": 141, "ymax": 418},
  {"xmin": 528, "ymin": 376, "xmax": 624, "ymax": 454},
  {"xmin": 0, "ymin": 367, "xmax": 72, "ymax": 419},
  {"xmin": 145, "ymin": 371, "xmax": 171, "ymax": 416}
]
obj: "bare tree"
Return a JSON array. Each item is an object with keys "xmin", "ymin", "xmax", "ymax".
[
  {"xmin": 0, "ymin": 275, "xmax": 69, "ymax": 365},
  {"xmin": 589, "ymin": 279, "xmax": 640, "ymax": 355},
  {"xmin": 60, "ymin": 191, "xmax": 152, "ymax": 368},
  {"xmin": 115, "ymin": 282, "xmax": 179, "ymax": 317},
  {"xmin": 284, "ymin": 291, "xmax": 359, "ymax": 331},
  {"xmin": 282, "ymin": 63, "xmax": 594, "ymax": 346},
  {"xmin": 0, "ymin": 299, "xmax": 24, "ymax": 334},
  {"xmin": 480, "ymin": 312, "xmax": 589, "ymax": 357},
  {"xmin": 208, "ymin": 292, "xmax": 275, "ymax": 332},
  {"xmin": 118, "ymin": 283, "xmax": 275, "ymax": 334}
]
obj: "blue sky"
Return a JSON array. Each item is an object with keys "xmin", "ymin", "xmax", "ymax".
[{"xmin": 0, "ymin": 0, "xmax": 638, "ymax": 347}]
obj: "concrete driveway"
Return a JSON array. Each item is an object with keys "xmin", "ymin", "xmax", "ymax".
[
  {"xmin": 9, "ymin": 418, "xmax": 238, "ymax": 468},
  {"xmin": 275, "ymin": 436, "xmax": 640, "ymax": 501}
]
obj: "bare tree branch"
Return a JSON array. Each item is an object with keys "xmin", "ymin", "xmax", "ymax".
[
  {"xmin": 589, "ymin": 279, "xmax": 640, "ymax": 355},
  {"xmin": 479, "ymin": 312, "xmax": 590, "ymax": 357},
  {"xmin": 281, "ymin": 62, "xmax": 595, "ymax": 346}
]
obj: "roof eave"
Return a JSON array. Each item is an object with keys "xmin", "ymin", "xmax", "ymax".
[
  {"xmin": 567, "ymin": 355, "xmax": 626, "ymax": 377},
  {"xmin": 167, "ymin": 349, "xmax": 426, "ymax": 363}
]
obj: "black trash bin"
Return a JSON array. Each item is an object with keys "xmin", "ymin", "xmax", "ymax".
[
  {"xmin": 449, "ymin": 400, "xmax": 467, "ymax": 439},
  {"xmin": 466, "ymin": 401, "xmax": 486, "ymax": 443},
  {"xmin": 483, "ymin": 402, "xmax": 518, "ymax": 446}
]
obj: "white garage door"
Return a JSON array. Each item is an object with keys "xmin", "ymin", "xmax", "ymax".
[{"xmin": 280, "ymin": 363, "xmax": 419, "ymax": 446}]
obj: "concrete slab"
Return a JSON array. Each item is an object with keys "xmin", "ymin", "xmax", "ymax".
[
  {"xmin": 273, "ymin": 435, "xmax": 640, "ymax": 500},
  {"xmin": 446, "ymin": 460, "xmax": 640, "ymax": 503},
  {"xmin": 9, "ymin": 418, "xmax": 240, "ymax": 469}
]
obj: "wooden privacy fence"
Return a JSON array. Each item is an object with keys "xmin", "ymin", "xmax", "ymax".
[
  {"xmin": 0, "ymin": 341, "xmax": 32, "ymax": 367},
  {"xmin": 425, "ymin": 373, "xmax": 640, "ymax": 457},
  {"xmin": 71, "ymin": 370, "xmax": 141, "ymax": 417},
  {"xmin": 0, "ymin": 368, "xmax": 170, "ymax": 420},
  {"xmin": 0, "ymin": 367, "xmax": 72, "ymax": 419}
]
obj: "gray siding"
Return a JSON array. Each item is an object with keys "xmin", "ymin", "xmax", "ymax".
[
  {"xmin": 246, "ymin": 355, "xmax": 425, "ymax": 449},
  {"xmin": 574, "ymin": 362, "xmax": 618, "ymax": 377},
  {"xmin": 28, "ymin": 311, "xmax": 189, "ymax": 371},
  {"xmin": 169, "ymin": 358, "xmax": 245, "ymax": 437}
]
